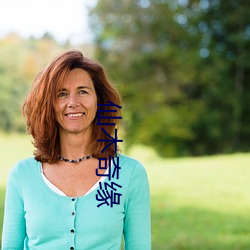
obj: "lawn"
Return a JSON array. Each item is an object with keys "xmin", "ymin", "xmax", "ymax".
[{"xmin": 1, "ymin": 133, "xmax": 250, "ymax": 249}]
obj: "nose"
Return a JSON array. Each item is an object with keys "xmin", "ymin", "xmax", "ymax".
[{"xmin": 67, "ymin": 94, "xmax": 79, "ymax": 108}]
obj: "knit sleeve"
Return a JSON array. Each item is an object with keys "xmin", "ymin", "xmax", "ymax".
[
  {"xmin": 123, "ymin": 161, "xmax": 151, "ymax": 250},
  {"xmin": 1, "ymin": 163, "xmax": 26, "ymax": 249}
]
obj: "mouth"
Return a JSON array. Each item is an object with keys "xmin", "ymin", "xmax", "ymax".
[{"xmin": 65, "ymin": 112, "xmax": 85, "ymax": 118}]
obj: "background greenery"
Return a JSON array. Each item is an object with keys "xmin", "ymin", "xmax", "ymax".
[
  {"xmin": 1, "ymin": 134, "xmax": 250, "ymax": 249},
  {"xmin": 1, "ymin": 1, "xmax": 250, "ymax": 158},
  {"xmin": 89, "ymin": 0, "xmax": 250, "ymax": 157}
]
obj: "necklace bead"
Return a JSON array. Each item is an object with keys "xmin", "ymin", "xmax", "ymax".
[{"xmin": 57, "ymin": 155, "xmax": 93, "ymax": 163}]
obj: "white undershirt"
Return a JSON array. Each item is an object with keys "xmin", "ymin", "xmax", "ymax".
[{"xmin": 40, "ymin": 163, "xmax": 111, "ymax": 196}]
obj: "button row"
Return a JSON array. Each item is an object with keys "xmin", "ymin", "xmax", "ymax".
[{"xmin": 70, "ymin": 198, "xmax": 76, "ymax": 250}]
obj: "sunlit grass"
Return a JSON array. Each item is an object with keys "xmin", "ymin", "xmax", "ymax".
[
  {"xmin": 128, "ymin": 145, "xmax": 250, "ymax": 249},
  {"xmin": 0, "ymin": 132, "xmax": 34, "ymax": 186}
]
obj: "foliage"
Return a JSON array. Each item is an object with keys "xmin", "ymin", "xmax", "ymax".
[
  {"xmin": 0, "ymin": 34, "xmax": 61, "ymax": 132},
  {"xmin": 89, "ymin": 0, "xmax": 250, "ymax": 157}
]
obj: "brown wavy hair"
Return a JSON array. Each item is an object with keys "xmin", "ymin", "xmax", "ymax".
[{"xmin": 22, "ymin": 50, "xmax": 122, "ymax": 163}]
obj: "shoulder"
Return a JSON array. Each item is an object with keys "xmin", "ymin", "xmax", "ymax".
[
  {"xmin": 118, "ymin": 154, "xmax": 140, "ymax": 164},
  {"xmin": 9, "ymin": 157, "xmax": 40, "ymax": 179},
  {"xmin": 118, "ymin": 154, "xmax": 146, "ymax": 172},
  {"xmin": 6, "ymin": 157, "xmax": 40, "ymax": 195},
  {"xmin": 117, "ymin": 154, "xmax": 148, "ymax": 184}
]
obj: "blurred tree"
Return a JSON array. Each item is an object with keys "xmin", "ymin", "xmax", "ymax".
[
  {"xmin": 184, "ymin": 0, "xmax": 250, "ymax": 154},
  {"xmin": 0, "ymin": 33, "xmax": 67, "ymax": 132},
  {"xmin": 0, "ymin": 34, "xmax": 28, "ymax": 132},
  {"xmin": 89, "ymin": 0, "xmax": 250, "ymax": 156}
]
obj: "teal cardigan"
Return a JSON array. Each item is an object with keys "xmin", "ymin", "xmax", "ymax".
[{"xmin": 1, "ymin": 154, "xmax": 151, "ymax": 249}]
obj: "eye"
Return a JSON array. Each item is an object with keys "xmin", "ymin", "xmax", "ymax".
[
  {"xmin": 58, "ymin": 91, "xmax": 68, "ymax": 98},
  {"xmin": 78, "ymin": 89, "xmax": 88, "ymax": 95}
]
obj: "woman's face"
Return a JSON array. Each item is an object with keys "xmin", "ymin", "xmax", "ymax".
[{"xmin": 54, "ymin": 68, "xmax": 97, "ymax": 137}]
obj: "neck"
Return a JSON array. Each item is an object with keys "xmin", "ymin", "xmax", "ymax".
[{"xmin": 59, "ymin": 131, "xmax": 92, "ymax": 159}]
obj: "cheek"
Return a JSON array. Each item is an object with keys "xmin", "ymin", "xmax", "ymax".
[
  {"xmin": 89, "ymin": 101, "xmax": 97, "ymax": 116},
  {"xmin": 55, "ymin": 100, "xmax": 65, "ymax": 112},
  {"xmin": 88, "ymin": 95, "xmax": 97, "ymax": 111},
  {"xmin": 53, "ymin": 101, "xmax": 65, "ymax": 120},
  {"xmin": 89, "ymin": 98, "xmax": 97, "ymax": 119}
]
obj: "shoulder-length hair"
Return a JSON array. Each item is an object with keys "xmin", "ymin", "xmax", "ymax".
[{"xmin": 22, "ymin": 50, "xmax": 122, "ymax": 163}]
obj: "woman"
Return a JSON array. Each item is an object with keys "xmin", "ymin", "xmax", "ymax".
[{"xmin": 1, "ymin": 50, "xmax": 151, "ymax": 250}]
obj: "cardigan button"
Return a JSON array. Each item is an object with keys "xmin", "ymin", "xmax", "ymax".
[
  {"xmin": 71, "ymin": 212, "xmax": 75, "ymax": 216},
  {"xmin": 70, "ymin": 247, "xmax": 74, "ymax": 250},
  {"xmin": 70, "ymin": 229, "xmax": 75, "ymax": 233},
  {"xmin": 72, "ymin": 198, "xmax": 76, "ymax": 201}
]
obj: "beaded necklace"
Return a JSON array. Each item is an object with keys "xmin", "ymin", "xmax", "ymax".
[{"xmin": 57, "ymin": 155, "xmax": 93, "ymax": 163}]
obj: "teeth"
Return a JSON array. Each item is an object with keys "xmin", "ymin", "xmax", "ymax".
[{"xmin": 67, "ymin": 113, "xmax": 84, "ymax": 117}]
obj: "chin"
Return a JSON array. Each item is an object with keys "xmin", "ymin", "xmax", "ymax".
[{"xmin": 60, "ymin": 126, "xmax": 91, "ymax": 135}]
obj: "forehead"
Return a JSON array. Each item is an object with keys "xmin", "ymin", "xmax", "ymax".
[{"xmin": 60, "ymin": 68, "xmax": 94, "ymax": 89}]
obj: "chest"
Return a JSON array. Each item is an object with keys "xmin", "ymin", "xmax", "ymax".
[{"xmin": 42, "ymin": 161, "xmax": 106, "ymax": 197}]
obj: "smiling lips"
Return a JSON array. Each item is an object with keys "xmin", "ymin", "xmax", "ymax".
[{"xmin": 65, "ymin": 112, "xmax": 85, "ymax": 119}]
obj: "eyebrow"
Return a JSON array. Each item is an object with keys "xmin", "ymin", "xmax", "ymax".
[{"xmin": 58, "ymin": 86, "xmax": 92, "ymax": 91}]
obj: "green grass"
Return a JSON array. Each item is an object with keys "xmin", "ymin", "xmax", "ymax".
[
  {"xmin": 0, "ymin": 133, "xmax": 34, "ymax": 187},
  {"xmin": 128, "ymin": 146, "xmax": 250, "ymax": 249},
  {"xmin": 1, "ymin": 134, "xmax": 250, "ymax": 249}
]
